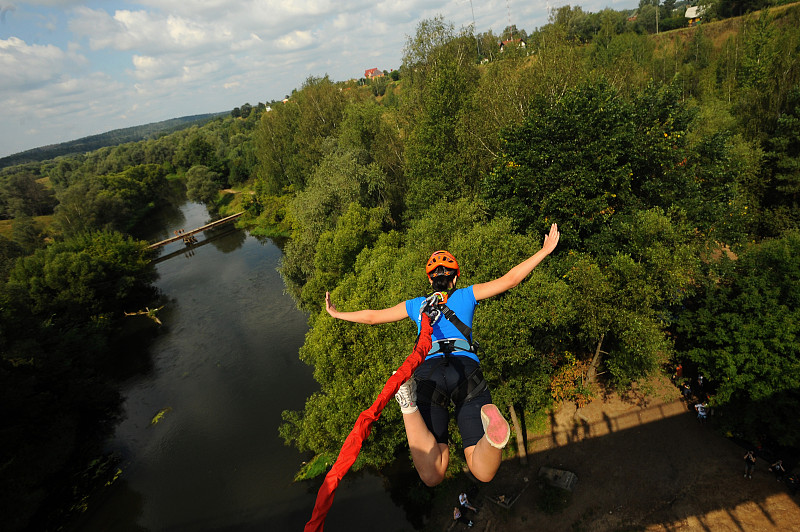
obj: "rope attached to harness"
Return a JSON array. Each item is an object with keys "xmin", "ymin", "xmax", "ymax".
[{"xmin": 303, "ymin": 315, "xmax": 433, "ymax": 532}]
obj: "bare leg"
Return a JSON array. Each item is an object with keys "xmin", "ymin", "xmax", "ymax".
[
  {"xmin": 464, "ymin": 437, "xmax": 503, "ymax": 482},
  {"xmin": 403, "ymin": 410, "xmax": 449, "ymax": 486}
]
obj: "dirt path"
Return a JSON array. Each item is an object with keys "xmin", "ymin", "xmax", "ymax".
[{"xmin": 430, "ymin": 376, "xmax": 800, "ymax": 531}]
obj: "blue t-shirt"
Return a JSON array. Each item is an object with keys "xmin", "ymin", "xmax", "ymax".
[{"xmin": 405, "ymin": 286, "xmax": 480, "ymax": 363}]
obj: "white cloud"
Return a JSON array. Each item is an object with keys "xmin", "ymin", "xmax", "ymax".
[
  {"xmin": 0, "ymin": 36, "xmax": 85, "ymax": 91},
  {"xmin": 275, "ymin": 30, "xmax": 314, "ymax": 51},
  {"xmin": 131, "ymin": 54, "xmax": 170, "ymax": 80},
  {"xmin": 230, "ymin": 32, "xmax": 263, "ymax": 52},
  {"xmin": 69, "ymin": 7, "xmax": 229, "ymax": 53}
]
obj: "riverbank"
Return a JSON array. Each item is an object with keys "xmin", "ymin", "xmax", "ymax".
[{"xmin": 423, "ymin": 374, "xmax": 800, "ymax": 531}]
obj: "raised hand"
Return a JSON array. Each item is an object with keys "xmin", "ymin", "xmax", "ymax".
[
  {"xmin": 542, "ymin": 223, "xmax": 560, "ymax": 255},
  {"xmin": 325, "ymin": 291, "xmax": 337, "ymax": 316}
]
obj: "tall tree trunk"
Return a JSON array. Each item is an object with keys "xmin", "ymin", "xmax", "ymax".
[
  {"xmin": 586, "ymin": 334, "xmax": 605, "ymax": 384},
  {"xmin": 508, "ymin": 403, "xmax": 527, "ymax": 466}
]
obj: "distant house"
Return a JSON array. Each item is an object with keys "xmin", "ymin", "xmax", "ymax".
[
  {"xmin": 364, "ymin": 68, "xmax": 384, "ymax": 79},
  {"xmin": 685, "ymin": 5, "xmax": 705, "ymax": 26},
  {"xmin": 499, "ymin": 38, "xmax": 526, "ymax": 52}
]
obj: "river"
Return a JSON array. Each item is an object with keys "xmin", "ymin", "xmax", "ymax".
[{"xmin": 79, "ymin": 201, "xmax": 413, "ymax": 531}]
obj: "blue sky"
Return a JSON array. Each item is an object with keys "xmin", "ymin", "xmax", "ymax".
[{"xmin": 1, "ymin": 0, "xmax": 637, "ymax": 158}]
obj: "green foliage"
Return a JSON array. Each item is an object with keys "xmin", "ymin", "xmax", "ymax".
[
  {"xmin": 292, "ymin": 452, "xmax": 336, "ymax": 481},
  {"xmin": 555, "ymin": 208, "xmax": 697, "ymax": 386},
  {"xmin": 456, "ymin": 32, "xmax": 589, "ymax": 180},
  {"xmin": 299, "ymin": 203, "xmax": 386, "ymax": 310},
  {"xmin": 10, "ymin": 214, "xmax": 44, "ymax": 254},
  {"xmin": 762, "ymin": 84, "xmax": 800, "ymax": 234},
  {"xmin": 0, "ymin": 234, "xmax": 23, "ymax": 280},
  {"xmin": 280, "ymin": 144, "xmax": 392, "ymax": 302},
  {"xmin": 4, "ymin": 231, "xmax": 154, "ymax": 328},
  {"xmin": 677, "ymin": 231, "xmax": 800, "ymax": 446},
  {"xmin": 186, "ymin": 165, "xmax": 225, "ymax": 205},
  {"xmin": 174, "ymin": 129, "xmax": 223, "ymax": 173},
  {"xmin": 337, "ymin": 102, "xmax": 404, "ymax": 197},
  {"xmin": 482, "ymin": 81, "xmax": 694, "ymax": 253},
  {"xmin": 53, "ymin": 164, "xmax": 168, "ymax": 236},
  {"xmin": 255, "ymin": 100, "xmax": 302, "ymax": 193},
  {"xmin": 0, "ymin": 172, "xmax": 57, "ymax": 218},
  {"xmin": 255, "ymin": 76, "xmax": 350, "ymax": 195},
  {"xmin": 402, "ymin": 18, "xmax": 481, "ymax": 217}
]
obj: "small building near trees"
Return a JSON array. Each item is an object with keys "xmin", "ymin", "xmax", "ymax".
[
  {"xmin": 685, "ymin": 5, "xmax": 704, "ymax": 26},
  {"xmin": 499, "ymin": 38, "xmax": 526, "ymax": 52}
]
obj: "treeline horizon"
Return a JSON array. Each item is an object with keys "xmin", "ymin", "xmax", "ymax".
[
  {"xmin": 0, "ymin": 112, "xmax": 233, "ymax": 170},
  {"xmin": 1, "ymin": 1, "xmax": 800, "ymax": 530}
]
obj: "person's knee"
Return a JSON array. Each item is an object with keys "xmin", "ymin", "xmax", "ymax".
[
  {"xmin": 470, "ymin": 468, "xmax": 499, "ymax": 483},
  {"xmin": 418, "ymin": 468, "xmax": 445, "ymax": 487}
]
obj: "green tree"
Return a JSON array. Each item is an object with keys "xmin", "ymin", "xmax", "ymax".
[
  {"xmin": 280, "ymin": 145, "xmax": 391, "ymax": 302},
  {"xmin": 175, "ymin": 129, "xmax": 222, "ymax": 172},
  {"xmin": 293, "ymin": 76, "xmax": 350, "ymax": 187},
  {"xmin": 255, "ymin": 101, "xmax": 302, "ymax": 193},
  {"xmin": 10, "ymin": 214, "xmax": 43, "ymax": 254},
  {"xmin": 185, "ymin": 165, "xmax": 224, "ymax": 205},
  {"xmin": 677, "ymin": 231, "xmax": 800, "ymax": 446},
  {"xmin": 0, "ymin": 172, "xmax": 57, "ymax": 217},
  {"xmin": 254, "ymin": 76, "xmax": 349, "ymax": 194},
  {"xmin": 53, "ymin": 178, "xmax": 127, "ymax": 236},
  {"xmin": 0, "ymin": 234, "xmax": 23, "ymax": 280},
  {"xmin": 762, "ymin": 85, "xmax": 800, "ymax": 233},
  {"xmin": 337, "ymin": 102, "xmax": 405, "ymax": 217},
  {"xmin": 52, "ymin": 164, "xmax": 167, "ymax": 236},
  {"xmin": 402, "ymin": 18, "xmax": 480, "ymax": 217},
  {"xmin": 4, "ymin": 230, "xmax": 155, "ymax": 337},
  {"xmin": 481, "ymin": 81, "xmax": 693, "ymax": 252}
]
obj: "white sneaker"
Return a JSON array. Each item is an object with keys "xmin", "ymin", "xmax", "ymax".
[{"xmin": 393, "ymin": 371, "xmax": 417, "ymax": 414}]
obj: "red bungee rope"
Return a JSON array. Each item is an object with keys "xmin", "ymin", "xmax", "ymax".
[{"xmin": 304, "ymin": 315, "xmax": 433, "ymax": 532}]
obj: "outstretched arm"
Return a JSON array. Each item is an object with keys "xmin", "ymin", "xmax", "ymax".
[
  {"xmin": 472, "ymin": 223, "xmax": 560, "ymax": 301},
  {"xmin": 325, "ymin": 291, "xmax": 408, "ymax": 324}
]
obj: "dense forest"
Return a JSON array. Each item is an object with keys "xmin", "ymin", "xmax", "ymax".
[{"xmin": 2, "ymin": 2, "xmax": 800, "ymax": 529}]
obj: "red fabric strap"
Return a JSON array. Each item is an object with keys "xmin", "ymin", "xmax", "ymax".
[{"xmin": 304, "ymin": 315, "xmax": 433, "ymax": 532}]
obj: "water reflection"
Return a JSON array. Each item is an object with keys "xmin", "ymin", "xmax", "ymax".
[
  {"xmin": 79, "ymin": 202, "xmax": 412, "ymax": 531},
  {"xmin": 205, "ymin": 225, "xmax": 246, "ymax": 253}
]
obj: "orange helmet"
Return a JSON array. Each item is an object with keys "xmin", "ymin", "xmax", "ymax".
[{"xmin": 426, "ymin": 250, "xmax": 459, "ymax": 278}]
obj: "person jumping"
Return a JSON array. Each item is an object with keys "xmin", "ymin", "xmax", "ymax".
[{"xmin": 325, "ymin": 223, "xmax": 560, "ymax": 486}]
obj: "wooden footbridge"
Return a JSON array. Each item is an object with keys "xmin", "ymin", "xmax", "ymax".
[{"xmin": 147, "ymin": 212, "xmax": 244, "ymax": 250}]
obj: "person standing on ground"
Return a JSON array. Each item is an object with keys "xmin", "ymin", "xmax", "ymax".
[
  {"xmin": 744, "ymin": 450, "xmax": 756, "ymax": 479},
  {"xmin": 325, "ymin": 224, "xmax": 560, "ymax": 486},
  {"xmin": 453, "ymin": 506, "xmax": 473, "ymax": 528},
  {"xmin": 770, "ymin": 459, "xmax": 786, "ymax": 482},
  {"xmin": 459, "ymin": 491, "xmax": 478, "ymax": 513}
]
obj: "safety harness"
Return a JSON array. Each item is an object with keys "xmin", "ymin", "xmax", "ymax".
[{"xmin": 416, "ymin": 289, "xmax": 488, "ymax": 409}]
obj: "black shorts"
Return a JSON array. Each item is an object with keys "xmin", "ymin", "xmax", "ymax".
[{"xmin": 414, "ymin": 355, "xmax": 492, "ymax": 448}]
